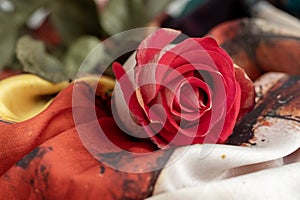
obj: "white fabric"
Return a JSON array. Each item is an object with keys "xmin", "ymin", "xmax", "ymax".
[
  {"xmin": 148, "ymin": 73, "xmax": 300, "ymax": 200},
  {"xmin": 149, "ymin": 162, "xmax": 300, "ymax": 200},
  {"xmin": 148, "ymin": 119, "xmax": 300, "ymax": 200}
]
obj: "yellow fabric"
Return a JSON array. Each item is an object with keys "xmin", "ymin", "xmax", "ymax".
[{"xmin": 0, "ymin": 74, "xmax": 69, "ymax": 122}]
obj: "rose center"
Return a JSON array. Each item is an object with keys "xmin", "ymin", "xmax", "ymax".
[{"xmin": 178, "ymin": 83, "xmax": 207, "ymax": 113}]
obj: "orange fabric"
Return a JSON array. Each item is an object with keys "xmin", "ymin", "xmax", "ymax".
[{"xmin": 0, "ymin": 80, "xmax": 171, "ymax": 199}]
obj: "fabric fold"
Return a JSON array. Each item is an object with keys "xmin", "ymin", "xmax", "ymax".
[{"xmin": 150, "ymin": 72, "xmax": 300, "ymax": 199}]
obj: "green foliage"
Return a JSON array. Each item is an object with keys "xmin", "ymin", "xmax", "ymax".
[
  {"xmin": 0, "ymin": 0, "xmax": 172, "ymax": 82},
  {"xmin": 100, "ymin": 0, "xmax": 172, "ymax": 35},
  {"xmin": 16, "ymin": 35, "xmax": 66, "ymax": 83},
  {"xmin": 63, "ymin": 36, "xmax": 100, "ymax": 78},
  {"xmin": 0, "ymin": 0, "xmax": 48, "ymax": 69},
  {"xmin": 49, "ymin": 0, "xmax": 104, "ymax": 45}
]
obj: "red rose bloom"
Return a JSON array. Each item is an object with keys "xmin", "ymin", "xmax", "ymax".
[{"xmin": 113, "ymin": 28, "xmax": 254, "ymax": 148}]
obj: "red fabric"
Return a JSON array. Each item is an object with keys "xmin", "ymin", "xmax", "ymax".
[
  {"xmin": 0, "ymin": 80, "xmax": 171, "ymax": 199},
  {"xmin": 0, "ymin": 70, "xmax": 21, "ymax": 80}
]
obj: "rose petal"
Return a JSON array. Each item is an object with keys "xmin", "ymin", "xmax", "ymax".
[
  {"xmin": 136, "ymin": 28, "xmax": 181, "ymax": 66},
  {"xmin": 112, "ymin": 62, "xmax": 146, "ymax": 122},
  {"xmin": 135, "ymin": 64, "xmax": 159, "ymax": 104},
  {"xmin": 172, "ymin": 77, "xmax": 211, "ymax": 121},
  {"xmin": 234, "ymin": 64, "xmax": 255, "ymax": 121},
  {"xmin": 157, "ymin": 37, "xmax": 220, "ymax": 69}
]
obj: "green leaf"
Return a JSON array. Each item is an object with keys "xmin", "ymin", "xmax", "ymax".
[
  {"xmin": 0, "ymin": 22, "xmax": 18, "ymax": 69},
  {"xmin": 0, "ymin": 0, "xmax": 48, "ymax": 69},
  {"xmin": 16, "ymin": 35, "xmax": 67, "ymax": 83},
  {"xmin": 100, "ymin": 0, "xmax": 172, "ymax": 35},
  {"xmin": 63, "ymin": 36, "xmax": 100, "ymax": 78},
  {"xmin": 49, "ymin": 0, "xmax": 104, "ymax": 45}
]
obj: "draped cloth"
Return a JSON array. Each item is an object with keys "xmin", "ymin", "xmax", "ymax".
[
  {"xmin": 149, "ymin": 73, "xmax": 300, "ymax": 200},
  {"xmin": 0, "ymin": 75, "xmax": 170, "ymax": 199},
  {"xmin": 0, "ymin": 73, "xmax": 299, "ymax": 199}
]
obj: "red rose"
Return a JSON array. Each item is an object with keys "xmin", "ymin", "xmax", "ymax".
[{"xmin": 113, "ymin": 28, "xmax": 254, "ymax": 148}]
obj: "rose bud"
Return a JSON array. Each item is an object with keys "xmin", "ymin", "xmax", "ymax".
[{"xmin": 113, "ymin": 28, "xmax": 255, "ymax": 148}]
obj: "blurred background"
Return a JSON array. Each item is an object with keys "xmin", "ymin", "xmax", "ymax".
[{"xmin": 1, "ymin": 0, "xmax": 300, "ymax": 81}]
